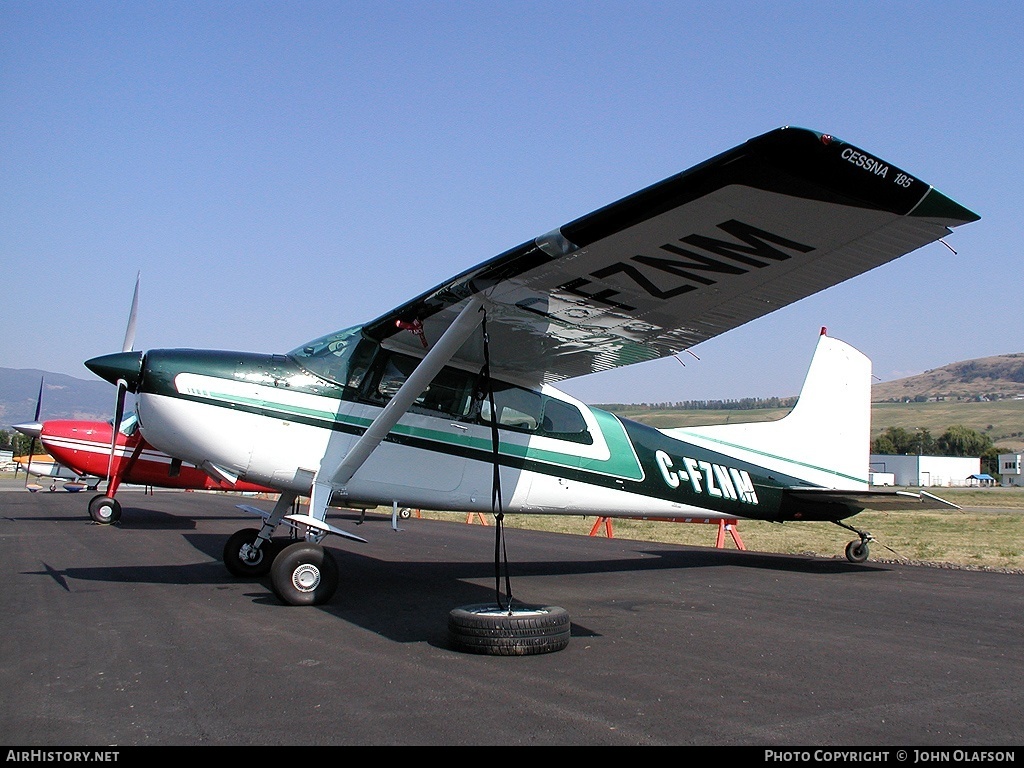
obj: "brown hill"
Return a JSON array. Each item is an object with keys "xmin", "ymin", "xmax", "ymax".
[{"xmin": 872, "ymin": 353, "xmax": 1024, "ymax": 402}]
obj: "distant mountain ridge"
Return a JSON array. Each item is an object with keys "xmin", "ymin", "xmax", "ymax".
[
  {"xmin": 0, "ymin": 368, "xmax": 117, "ymax": 429},
  {"xmin": 872, "ymin": 353, "xmax": 1024, "ymax": 402}
]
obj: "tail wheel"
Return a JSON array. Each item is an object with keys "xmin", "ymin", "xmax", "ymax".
[
  {"xmin": 88, "ymin": 494, "xmax": 122, "ymax": 525},
  {"xmin": 270, "ymin": 542, "xmax": 339, "ymax": 606},
  {"xmin": 448, "ymin": 603, "xmax": 571, "ymax": 656}
]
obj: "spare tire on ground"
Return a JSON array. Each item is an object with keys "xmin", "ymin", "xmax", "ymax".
[{"xmin": 448, "ymin": 603, "xmax": 570, "ymax": 656}]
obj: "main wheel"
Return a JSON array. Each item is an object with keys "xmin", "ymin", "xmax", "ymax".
[
  {"xmin": 223, "ymin": 528, "xmax": 284, "ymax": 577},
  {"xmin": 88, "ymin": 495, "xmax": 122, "ymax": 525},
  {"xmin": 270, "ymin": 542, "xmax": 339, "ymax": 606},
  {"xmin": 399, "ymin": 507, "xmax": 412, "ymax": 519},
  {"xmin": 845, "ymin": 539, "xmax": 870, "ymax": 563},
  {"xmin": 448, "ymin": 603, "xmax": 571, "ymax": 656}
]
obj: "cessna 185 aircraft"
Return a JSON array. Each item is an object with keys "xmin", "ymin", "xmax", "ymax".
[{"xmin": 85, "ymin": 127, "xmax": 979, "ymax": 608}]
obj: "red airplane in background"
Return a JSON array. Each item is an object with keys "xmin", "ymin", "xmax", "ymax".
[{"xmin": 14, "ymin": 412, "xmax": 273, "ymax": 524}]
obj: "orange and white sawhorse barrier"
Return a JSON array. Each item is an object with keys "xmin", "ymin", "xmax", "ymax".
[{"xmin": 588, "ymin": 516, "xmax": 746, "ymax": 550}]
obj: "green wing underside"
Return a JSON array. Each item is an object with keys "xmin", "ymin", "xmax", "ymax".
[{"xmin": 360, "ymin": 127, "xmax": 978, "ymax": 388}]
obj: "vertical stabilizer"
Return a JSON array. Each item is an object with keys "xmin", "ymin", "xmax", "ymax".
[{"xmin": 664, "ymin": 329, "xmax": 871, "ymax": 489}]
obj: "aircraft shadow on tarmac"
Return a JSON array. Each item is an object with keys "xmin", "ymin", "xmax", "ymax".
[
  {"xmin": 12, "ymin": 501, "xmax": 262, "ymax": 530},
  {"xmin": 26, "ymin": 510, "xmax": 884, "ymax": 647}
]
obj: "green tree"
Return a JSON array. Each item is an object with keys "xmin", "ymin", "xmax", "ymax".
[
  {"xmin": 872, "ymin": 426, "xmax": 936, "ymax": 455},
  {"xmin": 937, "ymin": 425, "xmax": 993, "ymax": 457},
  {"xmin": 3, "ymin": 432, "xmax": 38, "ymax": 457},
  {"xmin": 872, "ymin": 433, "xmax": 898, "ymax": 454}
]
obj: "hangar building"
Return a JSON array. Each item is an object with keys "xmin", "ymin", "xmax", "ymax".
[
  {"xmin": 998, "ymin": 453, "xmax": 1023, "ymax": 487},
  {"xmin": 868, "ymin": 454, "xmax": 981, "ymax": 487}
]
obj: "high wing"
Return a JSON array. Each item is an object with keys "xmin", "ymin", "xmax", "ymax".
[{"xmin": 361, "ymin": 127, "xmax": 978, "ymax": 386}]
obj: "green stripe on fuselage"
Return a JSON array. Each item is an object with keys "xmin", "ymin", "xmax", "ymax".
[{"xmin": 163, "ymin": 365, "xmax": 644, "ymax": 482}]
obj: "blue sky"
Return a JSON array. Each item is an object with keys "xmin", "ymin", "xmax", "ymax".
[{"xmin": 2, "ymin": 1, "xmax": 1020, "ymax": 405}]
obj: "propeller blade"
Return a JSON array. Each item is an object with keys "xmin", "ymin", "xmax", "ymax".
[
  {"xmin": 33, "ymin": 376, "xmax": 43, "ymax": 421},
  {"xmin": 25, "ymin": 376, "xmax": 43, "ymax": 487},
  {"xmin": 106, "ymin": 379, "xmax": 128, "ymax": 487},
  {"xmin": 24, "ymin": 437, "xmax": 38, "ymax": 487},
  {"xmin": 122, "ymin": 272, "xmax": 140, "ymax": 353}
]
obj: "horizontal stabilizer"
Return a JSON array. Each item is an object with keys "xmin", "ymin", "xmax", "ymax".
[{"xmin": 784, "ymin": 487, "xmax": 961, "ymax": 513}]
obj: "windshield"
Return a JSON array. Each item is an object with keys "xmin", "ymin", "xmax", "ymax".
[
  {"xmin": 116, "ymin": 411, "xmax": 139, "ymax": 436},
  {"xmin": 288, "ymin": 325, "xmax": 376, "ymax": 390}
]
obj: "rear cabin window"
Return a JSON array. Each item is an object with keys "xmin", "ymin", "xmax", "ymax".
[{"xmin": 480, "ymin": 384, "xmax": 591, "ymax": 444}]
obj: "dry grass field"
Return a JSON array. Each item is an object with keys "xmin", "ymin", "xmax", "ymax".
[{"xmin": 415, "ymin": 486, "xmax": 1024, "ymax": 573}]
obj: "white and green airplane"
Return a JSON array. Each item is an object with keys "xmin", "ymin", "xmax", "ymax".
[{"xmin": 85, "ymin": 127, "xmax": 978, "ymax": 607}]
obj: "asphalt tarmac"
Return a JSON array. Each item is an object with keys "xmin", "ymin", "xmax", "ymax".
[{"xmin": 2, "ymin": 483, "xmax": 1022, "ymax": 747}]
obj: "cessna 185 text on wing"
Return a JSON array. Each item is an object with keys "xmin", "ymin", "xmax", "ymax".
[{"xmin": 85, "ymin": 127, "xmax": 979, "ymax": 607}]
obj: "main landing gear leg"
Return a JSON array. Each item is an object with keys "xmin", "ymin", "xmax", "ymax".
[
  {"xmin": 833, "ymin": 519, "xmax": 875, "ymax": 563},
  {"xmin": 269, "ymin": 481, "xmax": 339, "ymax": 606},
  {"xmin": 223, "ymin": 491, "xmax": 297, "ymax": 577}
]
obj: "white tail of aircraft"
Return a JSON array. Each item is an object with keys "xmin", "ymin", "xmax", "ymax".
[{"xmin": 665, "ymin": 328, "xmax": 871, "ymax": 491}]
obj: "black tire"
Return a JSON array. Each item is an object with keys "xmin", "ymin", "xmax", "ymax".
[
  {"xmin": 223, "ymin": 528, "xmax": 283, "ymax": 577},
  {"xmin": 399, "ymin": 507, "xmax": 412, "ymax": 519},
  {"xmin": 88, "ymin": 495, "xmax": 122, "ymax": 525},
  {"xmin": 270, "ymin": 542, "xmax": 339, "ymax": 606},
  {"xmin": 845, "ymin": 540, "xmax": 870, "ymax": 563},
  {"xmin": 448, "ymin": 603, "xmax": 571, "ymax": 656}
]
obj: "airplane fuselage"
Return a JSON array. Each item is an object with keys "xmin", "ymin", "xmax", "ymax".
[{"xmin": 128, "ymin": 346, "xmax": 853, "ymax": 524}]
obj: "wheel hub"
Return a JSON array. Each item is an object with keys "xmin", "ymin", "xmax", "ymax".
[
  {"xmin": 291, "ymin": 564, "xmax": 321, "ymax": 592},
  {"xmin": 240, "ymin": 544, "xmax": 264, "ymax": 565}
]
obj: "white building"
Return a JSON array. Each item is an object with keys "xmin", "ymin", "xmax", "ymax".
[
  {"xmin": 868, "ymin": 454, "xmax": 981, "ymax": 487},
  {"xmin": 998, "ymin": 453, "xmax": 1023, "ymax": 487}
]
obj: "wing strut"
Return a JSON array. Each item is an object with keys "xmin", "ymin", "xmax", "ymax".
[{"xmin": 307, "ymin": 297, "xmax": 485, "ymax": 522}]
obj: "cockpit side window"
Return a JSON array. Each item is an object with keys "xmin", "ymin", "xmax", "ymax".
[
  {"xmin": 117, "ymin": 412, "xmax": 139, "ymax": 436},
  {"xmin": 313, "ymin": 339, "xmax": 592, "ymax": 443},
  {"xmin": 363, "ymin": 350, "xmax": 477, "ymax": 419}
]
